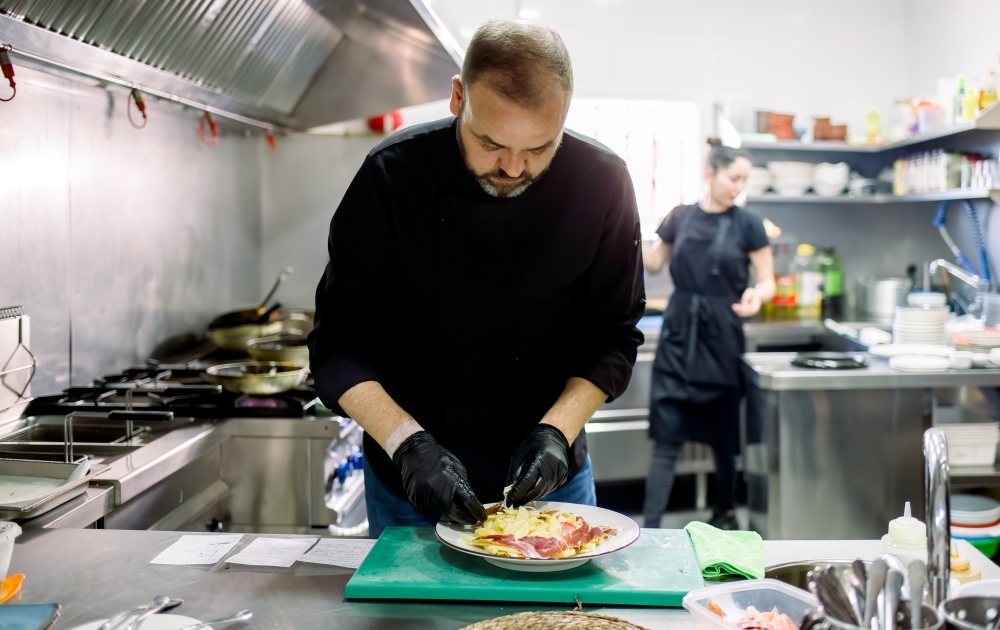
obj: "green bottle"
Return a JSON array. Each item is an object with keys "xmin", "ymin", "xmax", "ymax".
[{"xmin": 818, "ymin": 247, "xmax": 844, "ymax": 319}]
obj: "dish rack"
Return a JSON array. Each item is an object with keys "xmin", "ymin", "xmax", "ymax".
[{"xmin": 0, "ymin": 306, "xmax": 35, "ymax": 415}]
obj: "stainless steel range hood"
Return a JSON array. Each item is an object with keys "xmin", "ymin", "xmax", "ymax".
[{"xmin": 0, "ymin": 0, "xmax": 461, "ymax": 130}]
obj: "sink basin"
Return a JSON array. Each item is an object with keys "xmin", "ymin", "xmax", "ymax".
[{"xmin": 766, "ymin": 560, "xmax": 859, "ymax": 589}]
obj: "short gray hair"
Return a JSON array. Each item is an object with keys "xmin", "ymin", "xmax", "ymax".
[{"xmin": 461, "ymin": 19, "xmax": 573, "ymax": 109}]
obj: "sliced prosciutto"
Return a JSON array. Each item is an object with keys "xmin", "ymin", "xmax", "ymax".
[{"xmin": 463, "ymin": 506, "xmax": 619, "ymax": 559}]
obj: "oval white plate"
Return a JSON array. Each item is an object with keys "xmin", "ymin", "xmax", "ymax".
[
  {"xmin": 870, "ymin": 344, "xmax": 953, "ymax": 358},
  {"xmin": 888, "ymin": 355, "xmax": 951, "ymax": 372},
  {"xmin": 70, "ymin": 614, "xmax": 203, "ymax": 630},
  {"xmin": 888, "ymin": 355, "xmax": 951, "ymax": 371},
  {"xmin": 435, "ymin": 501, "xmax": 640, "ymax": 572}
]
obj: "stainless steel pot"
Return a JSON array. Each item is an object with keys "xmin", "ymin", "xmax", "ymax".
[
  {"xmin": 859, "ymin": 276, "xmax": 912, "ymax": 318},
  {"xmin": 204, "ymin": 361, "xmax": 307, "ymax": 395}
]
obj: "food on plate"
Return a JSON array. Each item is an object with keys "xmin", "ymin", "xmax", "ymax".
[
  {"xmin": 460, "ymin": 505, "xmax": 618, "ymax": 559},
  {"xmin": 707, "ymin": 600, "xmax": 799, "ymax": 630}
]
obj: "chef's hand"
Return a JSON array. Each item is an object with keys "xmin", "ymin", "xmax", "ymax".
[
  {"xmin": 392, "ymin": 431, "xmax": 488, "ymax": 525},
  {"xmin": 505, "ymin": 424, "xmax": 571, "ymax": 507},
  {"xmin": 732, "ymin": 287, "xmax": 762, "ymax": 318}
]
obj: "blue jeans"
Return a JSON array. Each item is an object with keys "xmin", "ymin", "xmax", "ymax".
[{"xmin": 364, "ymin": 455, "xmax": 597, "ymax": 538}]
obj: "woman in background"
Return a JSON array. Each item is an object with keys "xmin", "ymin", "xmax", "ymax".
[{"xmin": 641, "ymin": 139, "xmax": 775, "ymax": 531}]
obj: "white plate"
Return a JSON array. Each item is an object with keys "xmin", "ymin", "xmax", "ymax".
[
  {"xmin": 435, "ymin": 502, "xmax": 640, "ymax": 573},
  {"xmin": 70, "ymin": 614, "xmax": 203, "ymax": 630},
  {"xmin": 888, "ymin": 355, "xmax": 951, "ymax": 372},
  {"xmin": 869, "ymin": 344, "xmax": 953, "ymax": 358}
]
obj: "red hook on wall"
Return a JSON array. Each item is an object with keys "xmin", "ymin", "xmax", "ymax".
[
  {"xmin": 199, "ymin": 111, "xmax": 219, "ymax": 146},
  {"xmin": 0, "ymin": 47, "xmax": 16, "ymax": 102},
  {"xmin": 264, "ymin": 129, "xmax": 277, "ymax": 151},
  {"xmin": 127, "ymin": 88, "xmax": 147, "ymax": 129}
]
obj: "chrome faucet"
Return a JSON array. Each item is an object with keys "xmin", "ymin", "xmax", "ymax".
[{"xmin": 924, "ymin": 427, "xmax": 951, "ymax": 606}]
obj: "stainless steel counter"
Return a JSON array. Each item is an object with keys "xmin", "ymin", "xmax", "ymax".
[
  {"xmin": 10, "ymin": 528, "xmax": 998, "ymax": 630},
  {"xmin": 13, "ymin": 415, "xmax": 364, "ymax": 533},
  {"xmin": 746, "ymin": 352, "xmax": 1000, "ymax": 390}
]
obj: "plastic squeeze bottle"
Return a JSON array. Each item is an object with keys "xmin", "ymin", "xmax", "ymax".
[{"xmin": 881, "ymin": 502, "xmax": 928, "ymax": 567}]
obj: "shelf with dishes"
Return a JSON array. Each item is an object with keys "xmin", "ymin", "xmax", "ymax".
[
  {"xmin": 741, "ymin": 101, "xmax": 1000, "ymax": 154},
  {"xmin": 747, "ymin": 189, "xmax": 999, "ymax": 204}
]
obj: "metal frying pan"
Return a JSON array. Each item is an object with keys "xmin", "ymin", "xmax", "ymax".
[
  {"xmin": 791, "ymin": 352, "xmax": 868, "ymax": 369},
  {"xmin": 206, "ymin": 268, "xmax": 292, "ymax": 351},
  {"xmin": 204, "ymin": 361, "xmax": 308, "ymax": 395}
]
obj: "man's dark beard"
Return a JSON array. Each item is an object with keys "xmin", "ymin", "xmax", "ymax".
[{"xmin": 456, "ymin": 121, "xmax": 558, "ymax": 198}]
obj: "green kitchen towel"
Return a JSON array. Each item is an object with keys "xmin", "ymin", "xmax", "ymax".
[{"xmin": 684, "ymin": 521, "xmax": 765, "ymax": 580}]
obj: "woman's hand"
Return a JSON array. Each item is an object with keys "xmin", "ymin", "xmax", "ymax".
[{"xmin": 732, "ymin": 287, "xmax": 761, "ymax": 318}]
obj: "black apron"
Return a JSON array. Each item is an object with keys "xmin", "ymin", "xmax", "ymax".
[{"xmin": 650, "ymin": 206, "xmax": 747, "ymax": 444}]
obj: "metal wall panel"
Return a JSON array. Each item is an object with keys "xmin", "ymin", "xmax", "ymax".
[{"xmin": 0, "ymin": 66, "xmax": 262, "ymax": 392}]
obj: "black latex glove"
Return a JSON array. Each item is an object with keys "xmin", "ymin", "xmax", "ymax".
[
  {"xmin": 392, "ymin": 431, "xmax": 488, "ymax": 525},
  {"xmin": 505, "ymin": 424, "xmax": 571, "ymax": 507}
]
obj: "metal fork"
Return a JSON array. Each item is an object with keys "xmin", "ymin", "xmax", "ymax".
[{"xmin": 96, "ymin": 597, "xmax": 182, "ymax": 630}]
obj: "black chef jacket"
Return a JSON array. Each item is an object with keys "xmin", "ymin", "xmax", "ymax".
[{"xmin": 308, "ymin": 117, "xmax": 645, "ymax": 503}]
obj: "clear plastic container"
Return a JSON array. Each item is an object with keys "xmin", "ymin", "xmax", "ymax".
[
  {"xmin": 683, "ymin": 579, "xmax": 818, "ymax": 630},
  {"xmin": 0, "ymin": 521, "xmax": 21, "ymax": 582},
  {"xmin": 979, "ymin": 293, "xmax": 1000, "ymax": 328}
]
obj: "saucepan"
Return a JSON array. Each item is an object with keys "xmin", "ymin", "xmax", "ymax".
[
  {"xmin": 206, "ymin": 268, "xmax": 293, "ymax": 351},
  {"xmin": 204, "ymin": 361, "xmax": 308, "ymax": 395},
  {"xmin": 247, "ymin": 333, "xmax": 310, "ymax": 367}
]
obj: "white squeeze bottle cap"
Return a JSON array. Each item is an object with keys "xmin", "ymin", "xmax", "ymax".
[{"xmin": 888, "ymin": 502, "xmax": 927, "ymax": 547}]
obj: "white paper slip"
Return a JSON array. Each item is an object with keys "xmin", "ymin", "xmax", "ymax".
[
  {"xmin": 225, "ymin": 537, "xmax": 317, "ymax": 567},
  {"xmin": 150, "ymin": 534, "xmax": 244, "ymax": 565},
  {"xmin": 299, "ymin": 538, "xmax": 376, "ymax": 569}
]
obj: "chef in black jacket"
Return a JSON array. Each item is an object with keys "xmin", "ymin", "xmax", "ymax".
[{"xmin": 308, "ymin": 19, "xmax": 645, "ymax": 537}]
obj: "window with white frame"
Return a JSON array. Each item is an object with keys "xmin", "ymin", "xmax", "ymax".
[{"xmin": 564, "ymin": 99, "xmax": 702, "ymax": 238}]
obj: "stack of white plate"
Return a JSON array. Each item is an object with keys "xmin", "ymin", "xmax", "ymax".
[
  {"xmin": 746, "ymin": 167, "xmax": 773, "ymax": 196},
  {"xmin": 888, "ymin": 355, "xmax": 951, "ymax": 372},
  {"xmin": 940, "ymin": 423, "xmax": 1000, "ymax": 466},
  {"xmin": 768, "ymin": 161, "xmax": 813, "ymax": 196},
  {"xmin": 813, "ymin": 162, "xmax": 850, "ymax": 197},
  {"xmin": 892, "ymin": 306, "xmax": 950, "ymax": 345}
]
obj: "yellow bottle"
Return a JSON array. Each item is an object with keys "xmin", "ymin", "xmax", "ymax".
[{"xmin": 980, "ymin": 70, "xmax": 998, "ymax": 111}]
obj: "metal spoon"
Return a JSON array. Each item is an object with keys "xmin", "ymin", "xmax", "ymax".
[
  {"xmin": 865, "ymin": 559, "xmax": 890, "ymax": 626},
  {"xmin": 97, "ymin": 597, "xmax": 182, "ymax": 630},
  {"xmin": 176, "ymin": 610, "xmax": 253, "ymax": 630},
  {"xmin": 884, "ymin": 570, "xmax": 904, "ymax": 630},
  {"xmin": 909, "ymin": 559, "xmax": 926, "ymax": 630},
  {"xmin": 124, "ymin": 595, "xmax": 173, "ymax": 630}
]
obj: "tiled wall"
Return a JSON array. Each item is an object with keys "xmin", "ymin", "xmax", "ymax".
[{"xmin": 0, "ymin": 67, "xmax": 263, "ymax": 393}]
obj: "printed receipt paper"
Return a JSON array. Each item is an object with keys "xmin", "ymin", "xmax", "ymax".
[{"xmin": 150, "ymin": 534, "xmax": 244, "ymax": 565}]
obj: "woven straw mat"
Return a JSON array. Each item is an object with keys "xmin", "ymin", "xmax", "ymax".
[{"xmin": 461, "ymin": 611, "xmax": 649, "ymax": 630}]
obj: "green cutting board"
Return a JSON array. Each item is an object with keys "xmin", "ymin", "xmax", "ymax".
[{"xmin": 345, "ymin": 527, "xmax": 704, "ymax": 607}]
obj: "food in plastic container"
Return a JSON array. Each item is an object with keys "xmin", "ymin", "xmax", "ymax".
[{"xmin": 684, "ymin": 579, "xmax": 817, "ymax": 630}]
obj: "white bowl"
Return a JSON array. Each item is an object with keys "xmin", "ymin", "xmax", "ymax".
[
  {"xmin": 814, "ymin": 184, "xmax": 847, "ymax": 197},
  {"xmin": 774, "ymin": 185, "xmax": 810, "ymax": 197},
  {"xmin": 908, "ymin": 292, "xmax": 948, "ymax": 307},
  {"xmin": 952, "ymin": 579, "xmax": 1000, "ymax": 598}
]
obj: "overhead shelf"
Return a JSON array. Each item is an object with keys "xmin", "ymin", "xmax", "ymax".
[
  {"xmin": 747, "ymin": 189, "xmax": 997, "ymax": 204},
  {"xmin": 742, "ymin": 102, "xmax": 1000, "ymax": 154}
]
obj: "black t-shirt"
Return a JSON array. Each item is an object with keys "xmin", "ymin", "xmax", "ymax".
[
  {"xmin": 656, "ymin": 204, "xmax": 768, "ymax": 297},
  {"xmin": 308, "ymin": 118, "xmax": 646, "ymax": 503}
]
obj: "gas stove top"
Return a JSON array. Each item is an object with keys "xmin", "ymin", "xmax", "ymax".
[{"xmin": 26, "ymin": 365, "xmax": 326, "ymax": 419}]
